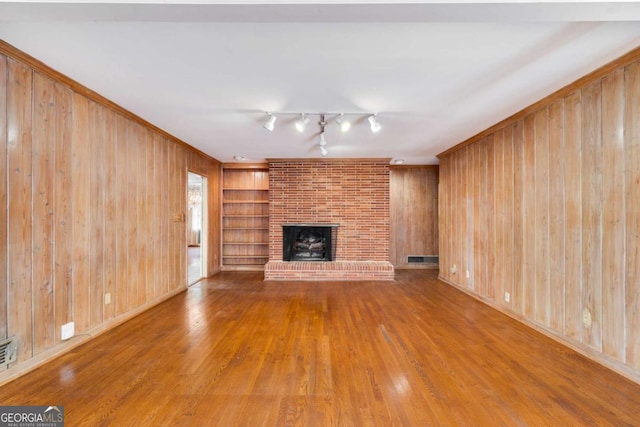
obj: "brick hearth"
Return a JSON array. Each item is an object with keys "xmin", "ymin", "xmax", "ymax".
[{"xmin": 265, "ymin": 159, "xmax": 394, "ymax": 281}]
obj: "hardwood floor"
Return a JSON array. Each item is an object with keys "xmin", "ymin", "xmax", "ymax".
[
  {"xmin": 1, "ymin": 270, "xmax": 639, "ymax": 426},
  {"xmin": 188, "ymin": 245, "xmax": 202, "ymax": 285}
]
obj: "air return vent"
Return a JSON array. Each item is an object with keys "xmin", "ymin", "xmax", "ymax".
[
  {"xmin": 407, "ymin": 255, "xmax": 439, "ymax": 264},
  {"xmin": 0, "ymin": 338, "xmax": 17, "ymax": 367}
]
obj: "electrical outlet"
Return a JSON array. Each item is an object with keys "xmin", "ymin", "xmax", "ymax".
[
  {"xmin": 104, "ymin": 293, "xmax": 111, "ymax": 305},
  {"xmin": 504, "ymin": 292, "xmax": 510, "ymax": 303},
  {"xmin": 451, "ymin": 264, "xmax": 457, "ymax": 274},
  {"xmin": 61, "ymin": 322, "xmax": 75, "ymax": 340},
  {"xmin": 466, "ymin": 269, "xmax": 470, "ymax": 279}
]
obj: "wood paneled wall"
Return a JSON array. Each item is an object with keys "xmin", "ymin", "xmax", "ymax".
[
  {"xmin": 438, "ymin": 48, "xmax": 640, "ymax": 383},
  {"xmin": 390, "ymin": 166, "xmax": 439, "ymax": 268},
  {"xmin": 0, "ymin": 42, "xmax": 221, "ymax": 382}
]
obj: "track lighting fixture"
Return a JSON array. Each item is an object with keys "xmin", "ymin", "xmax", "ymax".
[
  {"xmin": 261, "ymin": 112, "xmax": 380, "ymax": 133},
  {"xmin": 368, "ymin": 114, "xmax": 381, "ymax": 133},
  {"xmin": 319, "ymin": 132, "xmax": 327, "ymax": 146},
  {"xmin": 336, "ymin": 113, "xmax": 351, "ymax": 132},
  {"xmin": 263, "ymin": 113, "xmax": 277, "ymax": 131},
  {"xmin": 261, "ymin": 111, "xmax": 380, "ymax": 157},
  {"xmin": 295, "ymin": 113, "xmax": 310, "ymax": 132}
]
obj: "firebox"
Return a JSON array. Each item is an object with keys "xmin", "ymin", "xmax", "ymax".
[{"xmin": 282, "ymin": 224, "xmax": 336, "ymax": 262}]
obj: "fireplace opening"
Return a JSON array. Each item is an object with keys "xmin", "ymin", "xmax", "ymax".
[{"xmin": 283, "ymin": 225, "xmax": 335, "ymax": 262}]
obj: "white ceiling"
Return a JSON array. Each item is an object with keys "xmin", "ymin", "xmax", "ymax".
[{"xmin": 2, "ymin": 1, "xmax": 640, "ymax": 165}]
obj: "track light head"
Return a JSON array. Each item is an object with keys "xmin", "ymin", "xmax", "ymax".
[
  {"xmin": 319, "ymin": 132, "xmax": 327, "ymax": 146},
  {"xmin": 368, "ymin": 114, "xmax": 381, "ymax": 133},
  {"xmin": 295, "ymin": 114, "xmax": 310, "ymax": 132},
  {"xmin": 263, "ymin": 113, "xmax": 277, "ymax": 131},
  {"xmin": 336, "ymin": 113, "xmax": 351, "ymax": 132}
]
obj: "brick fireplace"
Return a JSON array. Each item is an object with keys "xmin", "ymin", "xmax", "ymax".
[{"xmin": 264, "ymin": 159, "xmax": 395, "ymax": 280}]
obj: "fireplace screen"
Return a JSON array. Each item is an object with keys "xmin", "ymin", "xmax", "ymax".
[{"xmin": 283, "ymin": 225, "xmax": 333, "ymax": 262}]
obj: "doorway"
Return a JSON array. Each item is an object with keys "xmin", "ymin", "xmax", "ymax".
[{"xmin": 187, "ymin": 172, "xmax": 207, "ymax": 285}]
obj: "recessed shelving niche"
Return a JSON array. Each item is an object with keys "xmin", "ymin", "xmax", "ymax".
[{"xmin": 221, "ymin": 165, "xmax": 269, "ymax": 270}]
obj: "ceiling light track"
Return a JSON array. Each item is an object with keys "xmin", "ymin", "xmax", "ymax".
[
  {"xmin": 262, "ymin": 111, "xmax": 381, "ymax": 133},
  {"xmin": 262, "ymin": 111, "xmax": 381, "ymax": 157}
]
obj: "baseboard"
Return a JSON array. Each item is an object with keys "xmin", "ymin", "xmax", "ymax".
[
  {"xmin": 437, "ymin": 274, "xmax": 640, "ymax": 387},
  {"xmin": 0, "ymin": 286, "xmax": 187, "ymax": 387}
]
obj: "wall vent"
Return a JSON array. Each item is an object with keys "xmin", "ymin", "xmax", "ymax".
[
  {"xmin": 0, "ymin": 338, "xmax": 17, "ymax": 367},
  {"xmin": 407, "ymin": 255, "xmax": 439, "ymax": 264}
]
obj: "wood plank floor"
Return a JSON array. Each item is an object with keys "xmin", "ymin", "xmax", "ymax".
[{"xmin": 1, "ymin": 270, "xmax": 639, "ymax": 426}]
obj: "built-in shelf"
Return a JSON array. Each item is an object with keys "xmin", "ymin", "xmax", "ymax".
[{"xmin": 222, "ymin": 166, "xmax": 269, "ymax": 270}]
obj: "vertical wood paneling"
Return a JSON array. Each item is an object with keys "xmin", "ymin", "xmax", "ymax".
[
  {"xmin": 53, "ymin": 81, "xmax": 72, "ymax": 341},
  {"xmin": 438, "ymin": 160, "xmax": 447, "ymax": 278},
  {"xmin": 389, "ymin": 167, "xmax": 439, "ymax": 268},
  {"xmin": 125, "ymin": 122, "xmax": 139, "ymax": 310},
  {"xmin": 503, "ymin": 125, "xmax": 514, "ymax": 310},
  {"xmin": 389, "ymin": 169, "xmax": 403, "ymax": 265},
  {"xmin": 522, "ymin": 114, "xmax": 536, "ymax": 319},
  {"xmin": 485, "ymin": 136, "xmax": 494, "ymax": 301},
  {"xmin": 493, "ymin": 129, "xmax": 505, "ymax": 306},
  {"xmin": 625, "ymin": 62, "xmax": 640, "ymax": 368},
  {"xmin": 144, "ymin": 129, "xmax": 154, "ymax": 302},
  {"xmin": 168, "ymin": 143, "xmax": 177, "ymax": 290},
  {"xmin": 0, "ymin": 45, "xmax": 222, "ymax": 382},
  {"xmin": 89, "ymin": 101, "xmax": 105, "ymax": 328},
  {"xmin": 152, "ymin": 133, "xmax": 162, "ymax": 299},
  {"xmin": 460, "ymin": 147, "xmax": 470, "ymax": 288},
  {"xmin": 471, "ymin": 143, "xmax": 480, "ymax": 291},
  {"xmin": 439, "ymin": 55, "xmax": 640, "ymax": 382},
  {"xmin": 103, "ymin": 107, "xmax": 116, "ymax": 321},
  {"xmin": 601, "ymin": 69, "xmax": 625, "ymax": 361},
  {"xmin": 564, "ymin": 90, "xmax": 583, "ymax": 341},
  {"xmin": 209, "ymin": 162, "xmax": 222, "ymax": 274},
  {"xmin": 71, "ymin": 93, "xmax": 91, "ymax": 334},
  {"xmin": 534, "ymin": 107, "xmax": 550, "ymax": 326},
  {"xmin": 548, "ymin": 99, "xmax": 565, "ymax": 333},
  {"xmin": 177, "ymin": 147, "xmax": 187, "ymax": 287},
  {"xmin": 0, "ymin": 55, "xmax": 8, "ymax": 340},
  {"xmin": 32, "ymin": 73, "xmax": 55, "ymax": 353},
  {"xmin": 581, "ymin": 81, "xmax": 603, "ymax": 350},
  {"xmin": 115, "ymin": 114, "xmax": 129, "ymax": 316},
  {"xmin": 446, "ymin": 158, "xmax": 455, "ymax": 280},
  {"xmin": 512, "ymin": 121, "xmax": 524, "ymax": 314},
  {"xmin": 135, "ymin": 123, "xmax": 147, "ymax": 306},
  {"xmin": 160, "ymin": 137, "xmax": 170, "ymax": 295},
  {"xmin": 7, "ymin": 59, "xmax": 33, "ymax": 360}
]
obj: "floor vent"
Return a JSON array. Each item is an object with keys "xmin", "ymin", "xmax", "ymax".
[
  {"xmin": 0, "ymin": 338, "xmax": 17, "ymax": 367},
  {"xmin": 407, "ymin": 255, "xmax": 439, "ymax": 264}
]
